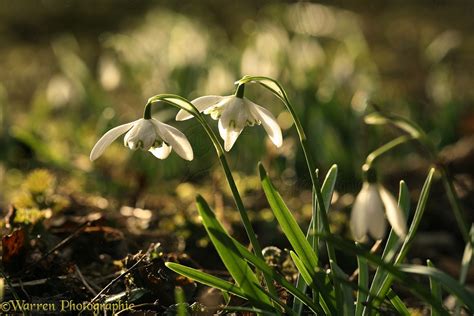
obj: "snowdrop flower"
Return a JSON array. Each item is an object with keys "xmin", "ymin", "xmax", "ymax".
[
  {"xmin": 350, "ymin": 167, "xmax": 407, "ymax": 242},
  {"xmin": 175, "ymin": 84, "xmax": 282, "ymax": 151},
  {"xmin": 90, "ymin": 118, "xmax": 193, "ymax": 161}
]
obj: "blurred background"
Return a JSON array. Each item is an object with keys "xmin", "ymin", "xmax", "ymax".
[{"xmin": 0, "ymin": 0, "xmax": 473, "ymax": 272}]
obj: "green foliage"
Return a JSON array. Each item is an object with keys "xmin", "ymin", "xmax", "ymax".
[
  {"xmin": 195, "ymin": 195, "xmax": 274, "ymax": 311},
  {"xmin": 1, "ymin": 3, "xmax": 472, "ymax": 314}
]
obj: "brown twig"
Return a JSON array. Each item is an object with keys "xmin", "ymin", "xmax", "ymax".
[
  {"xmin": 79, "ymin": 252, "xmax": 147, "ymax": 315},
  {"xmin": 17, "ymin": 221, "xmax": 91, "ymax": 277},
  {"xmin": 4, "ymin": 276, "xmax": 69, "ymax": 289},
  {"xmin": 74, "ymin": 264, "xmax": 97, "ymax": 296},
  {"xmin": 115, "ymin": 302, "xmax": 160, "ymax": 315}
]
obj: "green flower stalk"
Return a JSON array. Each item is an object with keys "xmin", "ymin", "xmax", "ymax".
[
  {"xmin": 235, "ymin": 76, "xmax": 336, "ymax": 259},
  {"xmin": 365, "ymin": 109, "xmax": 470, "ymax": 243},
  {"xmin": 234, "ymin": 75, "xmax": 342, "ymax": 307},
  {"xmin": 143, "ymin": 94, "xmax": 280, "ymax": 305}
]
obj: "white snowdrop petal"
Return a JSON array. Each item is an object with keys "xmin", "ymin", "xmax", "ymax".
[
  {"xmin": 218, "ymin": 119, "xmax": 243, "ymax": 151},
  {"xmin": 176, "ymin": 95, "xmax": 224, "ymax": 121},
  {"xmin": 247, "ymin": 100, "xmax": 283, "ymax": 147},
  {"xmin": 380, "ymin": 186, "xmax": 407, "ymax": 239},
  {"xmin": 154, "ymin": 120, "xmax": 193, "ymax": 161},
  {"xmin": 90, "ymin": 121, "xmax": 135, "ymax": 161},
  {"xmin": 350, "ymin": 184, "xmax": 371, "ymax": 242},
  {"xmin": 365, "ymin": 184, "xmax": 386, "ymax": 240},
  {"xmin": 123, "ymin": 119, "xmax": 156, "ymax": 150},
  {"xmin": 149, "ymin": 143, "xmax": 172, "ymax": 159},
  {"xmin": 219, "ymin": 97, "xmax": 247, "ymax": 129}
]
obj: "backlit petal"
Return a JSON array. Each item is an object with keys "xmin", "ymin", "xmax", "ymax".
[
  {"xmin": 176, "ymin": 95, "xmax": 225, "ymax": 121},
  {"xmin": 379, "ymin": 186, "xmax": 407, "ymax": 239},
  {"xmin": 218, "ymin": 119, "xmax": 243, "ymax": 151},
  {"xmin": 90, "ymin": 121, "xmax": 135, "ymax": 161},
  {"xmin": 149, "ymin": 143, "xmax": 172, "ymax": 159},
  {"xmin": 153, "ymin": 120, "xmax": 193, "ymax": 161},
  {"xmin": 365, "ymin": 184, "xmax": 386, "ymax": 240},
  {"xmin": 246, "ymin": 100, "xmax": 282, "ymax": 147},
  {"xmin": 123, "ymin": 119, "xmax": 156, "ymax": 150},
  {"xmin": 219, "ymin": 97, "xmax": 248, "ymax": 129},
  {"xmin": 350, "ymin": 184, "xmax": 370, "ymax": 242}
]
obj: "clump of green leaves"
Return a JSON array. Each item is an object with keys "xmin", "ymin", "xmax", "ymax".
[
  {"xmin": 6, "ymin": 169, "xmax": 70, "ymax": 226},
  {"xmin": 14, "ymin": 169, "xmax": 69, "ymax": 211}
]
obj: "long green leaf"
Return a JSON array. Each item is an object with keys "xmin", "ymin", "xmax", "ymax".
[
  {"xmin": 230, "ymin": 237, "xmax": 327, "ymax": 315},
  {"xmin": 315, "ymin": 164, "xmax": 338, "ymax": 245},
  {"xmin": 174, "ymin": 286, "xmax": 189, "ymax": 316},
  {"xmin": 259, "ymin": 164, "xmax": 318, "ymax": 274},
  {"xmin": 221, "ymin": 306, "xmax": 280, "ymax": 315},
  {"xmin": 370, "ymin": 168, "xmax": 436, "ymax": 312},
  {"xmin": 290, "ymin": 251, "xmax": 314, "ymax": 289},
  {"xmin": 427, "ymin": 260, "xmax": 442, "ymax": 316},
  {"xmin": 195, "ymin": 195, "xmax": 273, "ymax": 310},
  {"xmin": 165, "ymin": 262, "xmax": 246, "ymax": 298},
  {"xmin": 332, "ymin": 261, "xmax": 355, "ymax": 316},
  {"xmin": 399, "ymin": 264, "xmax": 474, "ymax": 311},
  {"xmin": 398, "ymin": 168, "xmax": 436, "ymax": 260},
  {"xmin": 365, "ymin": 180, "xmax": 410, "ymax": 315},
  {"xmin": 317, "ymin": 233, "xmax": 449, "ymax": 315},
  {"xmin": 355, "ymin": 243, "xmax": 369, "ymax": 316},
  {"xmin": 387, "ymin": 289, "xmax": 410, "ymax": 315},
  {"xmin": 291, "ymin": 251, "xmax": 334, "ymax": 315},
  {"xmin": 294, "ymin": 165, "xmax": 338, "ymax": 315},
  {"xmin": 455, "ymin": 225, "xmax": 474, "ymax": 315}
]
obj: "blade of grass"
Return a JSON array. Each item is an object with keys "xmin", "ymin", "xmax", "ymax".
[
  {"xmin": 289, "ymin": 251, "xmax": 333, "ymax": 314},
  {"xmin": 253, "ymin": 284, "xmax": 298, "ymax": 316},
  {"xmin": 355, "ymin": 243, "xmax": 369, "ymax": 316},
  {"xmin": 317, "ymin": 233, "xmax": 450, "ymax": 315},
  {"xmin": 242, "ymin": 76, "xmax": 342, "ymax": 312},
  {"xmin": 174, "ymin": 286, "xmax": 188, "ymax": 316},
  {"xmin": 368, "ymin": 168, "xmax": 435, "ymax": 314},
  {"xmin": 398, "ymin": 264, "xmax": 474, "ymax": 311},
  {"xmin": 331, "ymin": 261, "xmax": 355, "ymax": 316},
  {"xmin": 387, "ymin": 289, "xmax": 410, "ymax": 315},
  {"xmin": 455, "ymin": 225, "xmax": 474, "ymax": 315},
  {"xmin": 231, "ymin": 238, "xmax": 327, "ymax": 314},
  {"xmin": 221, "ymin": 306, "xmax": 281, "ymax": 315},
  {"xmin": 290, "ymin": 251, "xmax": 314, "ymax": 289},
  {"xmin": 315, "ymin": 164, "xmax": 338, "ymax": 249},
  {"xmin": 427, "ymin": 260, "xmax": 442, "ymax": 316},
  {"xmin": 196, "ymin": 195, "xmax": 273, "ymax": 310},
  {"xmin": 165, "ymin": 262, "xmax": 246, "ymax": 299},
  {"xmin": 293, "ymin": 165, "xmax": 338, "ymax": 315},
  {"xmin": 258, "ymin": 164, "xmax": 318, "ymax": 274},
  {"xmin": 364, "ymin": 180, "xmax": 410, "ymax": 315}
]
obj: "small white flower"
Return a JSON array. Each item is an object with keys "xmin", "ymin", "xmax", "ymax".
[
  {"xmin": 350, "ymin": 183, "xmax": 407, "ymax": 242},
  {"xmin": 176, "ymin": 95, "xmax": 282, "ymax": 151},
  {"xmin": 90, "ymin": 118, "xmax": 193, "ymax": 161}
]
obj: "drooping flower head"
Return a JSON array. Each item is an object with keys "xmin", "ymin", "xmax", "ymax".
[
  {"xmin": 175, "ymin": 84, "xmax": 282, "ymax": 151},
  {"xmin": 350, "ymin": 165, "xmax": 407, "ymax": 242},
  {"xmin": 90, "ymin": 118, "xmax": 193, "ymax": 161}
]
